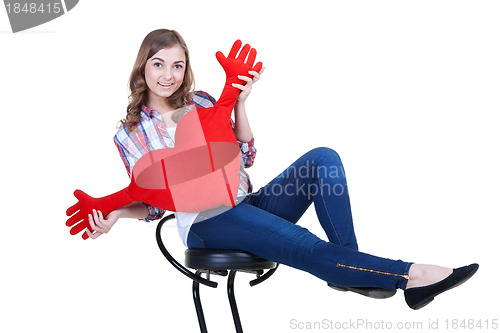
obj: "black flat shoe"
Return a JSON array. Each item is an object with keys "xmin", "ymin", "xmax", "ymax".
[
  {"xmin": 328, "ymin": 283, "xmax": 397, "ymax": 299},
  {"xmin": 404, "ymin": 263, "xmax": 479, "ymax": 310}
]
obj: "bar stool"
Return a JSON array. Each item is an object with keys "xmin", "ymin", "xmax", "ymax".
[{"xmin": 156, "ymin": 214, "xmax": 279, "ymax": 333}]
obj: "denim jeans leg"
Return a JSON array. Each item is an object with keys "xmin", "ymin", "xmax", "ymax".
[
  {"xmin": 247, "ymin": 147, "xmax": 358, "ymax": 250},
  {"xmin": 187, "ymin": 201, "xmax": 412, "ymax": 290}
]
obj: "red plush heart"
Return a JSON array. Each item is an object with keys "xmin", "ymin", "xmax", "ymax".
[
  {"xmin": 129, "ymin": 106, "xmax": 242, "ymax": 212},
  {"xmin": 66, "ymin": 40, "xmax": 262, "ymax": 239}
]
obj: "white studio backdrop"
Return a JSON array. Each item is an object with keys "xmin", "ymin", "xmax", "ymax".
[{"xmin": 1, "ymin": 1, "xmax": 499, "ymax": 332}]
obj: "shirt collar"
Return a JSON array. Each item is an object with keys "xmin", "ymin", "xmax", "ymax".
[
  {"xmin": 141, "ymin": 105, "xmax": 155, "ymax": 118},
  {"xmin": 141, "ymin": 103, "xmax": 196, "ymax": 119}
]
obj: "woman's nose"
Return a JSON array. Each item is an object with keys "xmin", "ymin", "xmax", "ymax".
[{"xmin": 162, "ymin": 69, "xmax": 173, "ymax": 80}]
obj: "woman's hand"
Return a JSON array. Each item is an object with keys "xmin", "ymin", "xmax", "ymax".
[
  {"xmin": 84, "ymin": 203, "xmax": 149, "ymax": 239},
  {"xmin": 86, "ymin": 209, "xmax": 120, "ymax": 239},
  {"xmin": 233, "ymin": 66, "xmax": 265, "ymax": 104}
]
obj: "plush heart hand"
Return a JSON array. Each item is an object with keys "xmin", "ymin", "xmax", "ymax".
[{"xmin": 66, "ymin": 40, "xmax": 262, "ymax": 239}]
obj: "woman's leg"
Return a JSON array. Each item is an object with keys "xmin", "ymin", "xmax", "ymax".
[
  {"xmin": 188, "ymin": 201, "xmax": 412, "ymax": 290},
  {"xmin": 247, "ymin": 147, "xmax": 358, "ymax": 250}
]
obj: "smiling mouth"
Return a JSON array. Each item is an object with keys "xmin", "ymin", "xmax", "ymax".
[{"xmin": 158, "ymin": 82, "xmax": 173, "ymax": 87}]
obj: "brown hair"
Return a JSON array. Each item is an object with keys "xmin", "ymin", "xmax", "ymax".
[{"xmin": 120, "ymin": 29, "xmax": 195, "ymax": 131}]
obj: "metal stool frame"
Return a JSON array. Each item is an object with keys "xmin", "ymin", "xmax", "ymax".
[{"xmin": 156, "ymin": 214, "xmax": 279, "ymax": 332}]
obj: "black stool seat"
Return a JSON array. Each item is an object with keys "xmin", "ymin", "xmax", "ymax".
[{"xmin": 185, "ymin": 249, "xmax": 277, "ymax": 271}]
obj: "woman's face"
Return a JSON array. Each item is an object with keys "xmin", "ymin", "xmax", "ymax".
[{"xmin": 144, "ymin": 45, "xmax": 186, "ymax": 107}]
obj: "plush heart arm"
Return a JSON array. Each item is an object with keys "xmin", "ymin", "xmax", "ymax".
[
  {"xmin": 65, "ymin": 188, "xmax": 135, "ymax": 240},
  {"xmin": 214, "ymin": 40, "xmax": 263, "ymax": 117}
]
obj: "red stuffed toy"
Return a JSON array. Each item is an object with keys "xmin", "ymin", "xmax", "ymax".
[{"xmin": 66, "ymin": 40, "xmax": 263, "ymax": 239}]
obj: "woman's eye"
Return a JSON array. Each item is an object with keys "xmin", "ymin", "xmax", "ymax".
[
  {"xmin": 153, "ymin": 63, "xmax": 162, "ymax": 68},
  {"xmin": 174, "ymin": 64, "xmax": 183, "ymax": 69}
]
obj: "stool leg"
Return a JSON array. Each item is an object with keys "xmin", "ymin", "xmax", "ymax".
[
  {"xmin": 193, "ymin": 271, "xmax": 208, "ymax": 333},
  {"xmin": 227, "ymin": 270, "xmax": 243, "ymax": 333}
]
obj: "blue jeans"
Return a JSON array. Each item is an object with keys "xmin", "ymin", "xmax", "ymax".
[{"xmin": 187, "ymin": 147, "xmax": 412, "ymax": 290}]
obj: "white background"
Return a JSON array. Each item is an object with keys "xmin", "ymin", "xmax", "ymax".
[{"xmin": 1, "ymin": 1, "xmax": 499, "ymax": 332}]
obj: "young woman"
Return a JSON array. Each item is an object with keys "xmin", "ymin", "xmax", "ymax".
[{"xmin": 86, "ymin": 29, "xmax": 478, "ymax": 310}]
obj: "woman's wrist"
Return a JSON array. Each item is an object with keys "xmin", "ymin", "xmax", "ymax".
[
  {"xmin": 115, "ymin": 202, "xmax": 149, "ymax": 220},
  {"xmin": 233, "ymin": 102, "xmax": 253, "ymax": 142},
  {"xmin": 234, "ymin": 98, "xmax": 245, "ymax": 110}
]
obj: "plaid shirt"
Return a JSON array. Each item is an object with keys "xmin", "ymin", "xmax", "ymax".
[{"xmin": 113, "ymin": 91, "xmax": 256, "ymax": 221}]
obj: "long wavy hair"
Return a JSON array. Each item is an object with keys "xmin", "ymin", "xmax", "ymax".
[{"xmin": 121, "ymin": 29, "xmax": 195, "ymax": 131}]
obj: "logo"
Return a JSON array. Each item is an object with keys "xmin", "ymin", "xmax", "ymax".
[{"xmin": 3, "ymin": 0, "xmax": 79, "ymax": 33}]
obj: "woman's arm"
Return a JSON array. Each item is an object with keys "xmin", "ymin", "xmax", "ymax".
[
  {"xmin": 233, "ymin": 99, "xmax": 253, "ymax": 142},
  {"xmin": 86, "ymin": 202, "xmax": 149, "ymax": 239},
  {"xmin": 231, "ymin": 68, "xmax": 264, "ymax": 142}
]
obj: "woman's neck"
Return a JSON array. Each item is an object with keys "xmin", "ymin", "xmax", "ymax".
[{"xmin": 147, "ymin": 97, "xmax": 175, "ymax": 115}]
